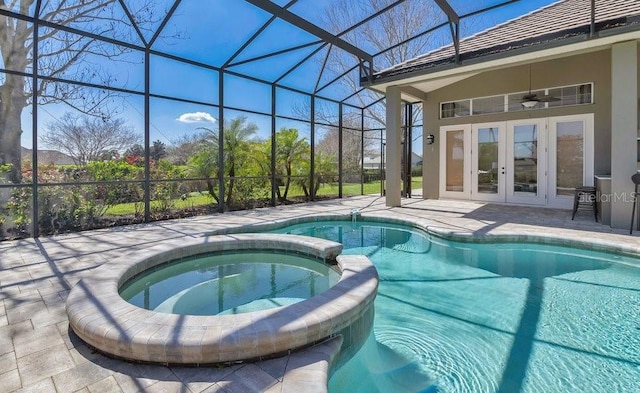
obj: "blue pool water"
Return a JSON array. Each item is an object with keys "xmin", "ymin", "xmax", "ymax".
[
  {"xmin": 120, "ymin": 251, "xmax": 339, "ymax": 315},
  {"xmin": 274, "ymin": 221, "xmax": 640, "ymax": 393}
]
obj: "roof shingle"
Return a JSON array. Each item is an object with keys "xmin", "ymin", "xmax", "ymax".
[{"xmin": 372, "ymin": 0, "xmax": 640, "ymax": 81}]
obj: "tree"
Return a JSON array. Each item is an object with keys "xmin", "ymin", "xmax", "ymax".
[
  {"xmin": 188, "ymin": 146, "xmax": 220, "ymax": 204},
  {"xmin": 0, "ymin": 1, "xmax": 164, "ymax": 183},
  {"xmin": 319, "ymin": 0, "xmax": 444, "ymax": 125},
  {"xmin": 124, "ymin": 144, "xmax": 145, "ymax": 159},
  {"xmin": 274, "ymin": 128, "xmax": 310, "ymax": 201},
  {"xmin": 40, "ymin": 113, "xmax": 140, "ymax": 165},
  {"xmin": 124, "ymin": 140, "xmax": 166, "ymax": 161},
  {"xmin": 151, "ymin": 140, "xmax": 167, "ymax": 161},
  {"xmin": 192, "ymin": 116, "xmax": 258, "ymax": 207},
  {"xmin": 167, "ymin": 132, "xmax": 208, "ymax": 165},
  {"xmin": 292, "ymin": 151, "xmax": 337, "ymax": 199},
  {"xmin": 96, "ymin": 149, "xmax": 120, "ymax": 161},
  {"xmin": 315, "ymin": 123, "xmax": 372, "ymax": 175},
  {"xmin": 219, "ymin": 117, "xmax": 258, "ymax": 206}
]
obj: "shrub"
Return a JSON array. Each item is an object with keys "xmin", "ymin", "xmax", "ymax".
[{"xmin": 86, "ymin": 160, "xmax": 143, "ymax": 207}]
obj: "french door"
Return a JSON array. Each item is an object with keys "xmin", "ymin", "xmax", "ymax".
[
  {"xmin": 506, "ymin": 119, "xmax": 547, "ymax": 205},
  {"xmin": 440, "ymin": 124, "xmax": 471, "ymax": 199},
  {"xmin": 547, "ymin": 114, "xmax": 594, "ymax": 208},
  {"xmin": 471, "ymin": 123, "xmax": 505, "ymax": 202},
  {"xmin": 440, "ymin": 114, "xmax": 593, "ymax": 207}
]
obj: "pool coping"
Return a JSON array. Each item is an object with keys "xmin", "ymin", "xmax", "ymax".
[
  {"xmin": 218, "ymin": 212, "xmax": 640, "ymax": 261},
  {"xmin": 65, "ymin": 233, "xmax": 378, "ymax": 365}
]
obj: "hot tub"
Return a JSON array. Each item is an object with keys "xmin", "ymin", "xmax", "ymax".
[
  {"xmin": 65, "ymin": 233, "xmax": 378, "ymax": 365},
  {"xmin": 119, "ymin": 251, "xmax": 341, "ymax": 315}
]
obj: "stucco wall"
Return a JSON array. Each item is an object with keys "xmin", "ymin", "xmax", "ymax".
[{"xmin": 422, "ymin": 49, "xmax": 613, "ymax": 200}]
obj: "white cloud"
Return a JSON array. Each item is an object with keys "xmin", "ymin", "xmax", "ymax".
[{"xmin": 176, "ymin": 112, "xmax": 217, "ymax": 124}]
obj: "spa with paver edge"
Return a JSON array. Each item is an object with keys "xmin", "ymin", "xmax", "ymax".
[{"xmin": 65, "ymin": 233, "xmax": 378, "ymax": 364}]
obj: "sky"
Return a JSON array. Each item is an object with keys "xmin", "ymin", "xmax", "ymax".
[{"xmin": 14, "ymin": 0, "xmax": 560, "ymax": 156}]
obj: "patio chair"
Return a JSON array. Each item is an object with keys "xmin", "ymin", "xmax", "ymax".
[{"xmin": 630, "ymin": 173, "xmax": 640, "ymax": 234}]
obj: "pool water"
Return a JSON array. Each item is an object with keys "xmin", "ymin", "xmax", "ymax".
[
  {"xmin": 119, "ymin": 251, "xmax": 339, "ymax": 315},
  {"xmin": 274, "ymin": 221, "xmax": 640, "ymax": 393}
]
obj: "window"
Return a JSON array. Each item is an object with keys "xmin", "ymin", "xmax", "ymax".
[
  {"xmin": 441, "ymin": 100, "xmax": 470, "ymax": 118},
  {"xmin": 440, "ymin": 83, "xmax": 593, "ymax": 119},
  {"xmin": 472, "ymin": 95, "xmax": 504, "ymax": 115},
  {"xmin": 507, "ymin": 90, "xmax": 545, "ymax": 112},
  {"xmin": 547, "ymin": 83, "xmax": 593, "ymax": 107}
]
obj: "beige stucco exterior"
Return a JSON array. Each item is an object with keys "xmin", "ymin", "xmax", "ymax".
[
  {"xmin": 421, "ymin": 49, "xmax": 618, "ymax": 200},
  {"xmin": 376, "ymin": 26, "xmax": 640, "ymax": 229},
  {"xmin": 611, "ymin": 41, "xmax": 639, "ymax": 228}
]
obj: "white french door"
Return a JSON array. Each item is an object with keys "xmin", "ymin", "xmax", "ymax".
[
  {"xmin": 440, "ymin": 114, "xmax": 593, "ymax": 207},
  {"xmin": 471, "ymin": 123, "xmax": 506, "ymax": 202},
  {"xmin": 439, "ymin": 124, "xmax": 471, "ymax": 199},
  {"xmin": 547, "ymin": 114, "xmax": 594, "ymax": 208},
  {"xmin": 506, "ymin": 119, "xmax": 547, "ymax": 205}
]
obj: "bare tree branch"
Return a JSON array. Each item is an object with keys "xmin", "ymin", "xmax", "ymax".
[
  {"xmin": 40, "ymin": 112, "xmax": 140, "ymax": 165},
  {"xmin": 1, "ymin": 0, "xmax": 169, "ymax": 182}
]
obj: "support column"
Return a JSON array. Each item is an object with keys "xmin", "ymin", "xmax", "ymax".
[
  {"xmin": 611, "ymin": 41, "xmax": 638, "ymax": 228},
  {"xmin": 422, "ymin": 97, "xmax": 438, "ymax": 200},
  {"xmin": 385, "ymin": 86, "xmax": 402, "ymax": 207}
]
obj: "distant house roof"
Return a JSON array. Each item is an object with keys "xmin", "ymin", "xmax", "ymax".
[
  {"xmin": 370, "ymin": 0, "xmax": 640, "ymax": 83},
  {"xmin": 21, "ymin": 147, "xmax": 76, "ymax": 166}
]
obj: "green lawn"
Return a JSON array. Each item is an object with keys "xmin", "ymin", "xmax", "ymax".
[
  {"xmin": 104, "ymin": 192, "xmax": 214, "ymax": 215},
  {"xmin": 288, "ymin": 177, "xmax": 422, "ymax": 197},
  {"xmin": 103, "ymin": 177, "xmax": 423, "ymax": 216}
]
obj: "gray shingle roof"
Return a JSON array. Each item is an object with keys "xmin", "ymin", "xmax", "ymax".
[{"xmin": 372, "ymin": 0, "xmax": 640, "ymax": 82}]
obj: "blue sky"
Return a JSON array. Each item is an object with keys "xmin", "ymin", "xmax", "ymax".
[{"xmin": 19, "ymin": 0, "xmax": 560, "ymax": 155}]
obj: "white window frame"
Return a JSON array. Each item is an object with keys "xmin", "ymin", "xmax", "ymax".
[{"xmin": 440, "ymin": 82, "xmax": 594, "ymax": 119}]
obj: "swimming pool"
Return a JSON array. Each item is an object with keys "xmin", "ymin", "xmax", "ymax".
[
  {"xmin": 119, "ymin": 251, "xmax": 340, "ymax": 315},
  {"xmin": 273, "ymin": 220, "xmax": 640, "ymax": 392}
]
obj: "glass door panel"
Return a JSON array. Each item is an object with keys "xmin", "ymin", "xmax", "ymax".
[
  {"xmin": 556, "ymin": 121, "xmax": 584, "ymax": 195},
  {"xmin": 513, "ymin": 125, "xmax": 539, "ymax": 195},
  {"xmin": 548, "ymin": 114, "xmax": 594, "ymax": 208},
  {"xmin": 506, "ymin": 120, "xmax": 546, "ymax": 205},
  {"xmin": 472, "ymin": 123, "xmax": 505, "ymax": 202},
  {"xmin": 439, "ymin": 125, "xmax": 471, "ymax": 199},
  {"xmin": 446, "ymin": 130, "xmax": 465, "ymax": 192}
]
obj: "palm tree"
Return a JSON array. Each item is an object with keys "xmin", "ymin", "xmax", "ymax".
[
  {"xmin": 191, "ymin": 116, "xmax": 258, "ymax": 207},
  {"xmin": 222, "ymin": 117, "xmax": 258, "ymax": 206},
  {"xmin": 275, "ymin": 128, "xmax": 310, "ymax": 201},
  {"xmin": 293, "ymin": 151, "xmax": 337, "ymax": 199},
  {"xmin": 188, "ymin": 143, "xmax": 219, "ymax": 203}
]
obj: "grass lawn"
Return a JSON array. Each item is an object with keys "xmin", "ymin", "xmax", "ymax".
[
  {"xmin": 104, "ymin": 192, "xmax": 214, "ymax": 215},
  {"xmin": 294, "ymin": 177, "xmax": 422, "ymax": 196},
  {"xmin": 104, "ymin": 177, "xmax": 423, "ymax": 216}
]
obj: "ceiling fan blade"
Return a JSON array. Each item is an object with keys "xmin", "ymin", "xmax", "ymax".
[
  {"xmin": 520, "ymin": 93, "xmax": 539, "ymax": 102},
  {"xmin": 537, "ymin": 95, "xmax": 560, "ymax": 102}
]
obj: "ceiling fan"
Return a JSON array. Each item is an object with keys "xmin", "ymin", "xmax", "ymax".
[{"xmin": 520, "ymin": 64, "xmax": 559, "ymax": 108}]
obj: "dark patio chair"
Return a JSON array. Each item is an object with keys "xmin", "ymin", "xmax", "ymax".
[{"xmin": 630, "ymin": 173, "xmax": 640, "ymax": 234}]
